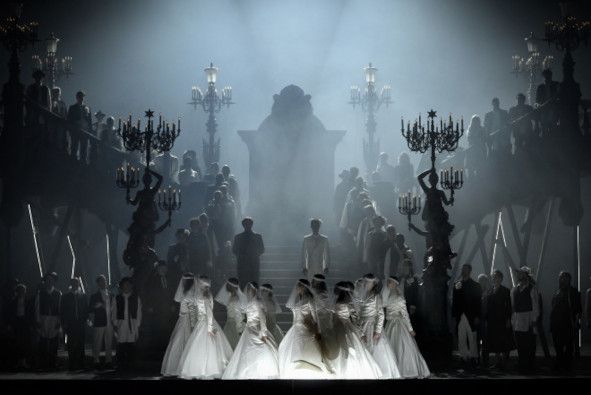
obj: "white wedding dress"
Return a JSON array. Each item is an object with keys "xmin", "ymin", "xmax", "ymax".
[
  {"xmin": 383, "ymin": 294, "xmax": 430, "ymax": 378},
  {"xmin": 160, "ymin": 294, "xmax": 197, "ymax": 376},
  {"xmin": 264, "ymin": 299, "xmax": 284, "ymax": 344},
  {"xmin": 331, "ymin": 302, "xmax": 383, "ymax": 379},
  {"xmin": 223, "ymin": 297, "xmax": 245, "ymax": 350},
  {"xmin": 177, "ymin": 295, "xmax": 233, "ymax": 379},
  {"xmin": 222, "ymin": 299, "xmax": 280, "ymax": 379},
  {"xmin": 357, "ymin": 294, "xmax": 401, "ymax": 379},
  {"xmin": 278, "ymin": 301, "xmax": 333, "ymax": 379}
]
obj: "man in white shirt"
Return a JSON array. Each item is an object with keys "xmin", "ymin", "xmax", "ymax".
[
  {"xmin": 301, "ymin": 218, "xmax": 330, "ymax": 279},
  {"xmin": 88, "ymin": 275, "xmax": 114, "ymax": 369},
  {"xmin": 511, "ymin": 266, "xmax": 539, "ymax": 373},
  {"xmin": 111, "ymin": 277, "xmax": 142, "ymax": 372}
]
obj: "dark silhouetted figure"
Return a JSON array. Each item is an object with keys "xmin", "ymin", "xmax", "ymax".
[
  {"xmin": 67, "ymin": 90, "xmax": 92, "ymax": 131},
  {"xmin": 484, "ymin": 97, "xmax": 511, "ymax": 159},
  {"xmin": 167, "ymin": 228, "xmax": 190, "ymax": 281},
  {"xmin": 509, "ymin": 93, "xmax": 536, "ymax": 154},
  {"xmin": 222, "ymin": 165, "xmax": 241, "ymax": 219},
  {"xmin": 7, "ymin": 283, "xmax": 34, "ymax": 369},
  {"xmin": 35, "ymin": 272, "xmax": 62, "ymax": 370},
  {"xmin": 232, "ymin": 217, "xmax": 265, "ymax": 288},
  {"xmin": 535, "ymin": 68, "xmax": 560, "ymax": 136},
  {"xmin": 485, "ymin": 270, "xmax": 514, "ymax": 370},
  {"xmin": 550, "ymin": 271, "xmax": 582, "ymax": 373},
  {"xmin": 452, "ymin": 264, "xmax": 482, "ymax": 365},
  {"xmin": 477, "ymin": 274, "xmax": 491, "ymax": 366},
  {"xmin": 61, "ymin": 277, "xmax": 88, "ymax": 370},
  {"xmin": 187, "ymin": 217, "xmax": 212, "ymax": 278},
  {"xmin": 145, "ymin": 261, "xmax": 177, "ymax": 356},
  {"xmin": 25, "ymin": 69, "xmax": 51, "ymax": 126},
  {"xmin": 365, "ymin": 215, "xmax": 388, "ymax": 277}
]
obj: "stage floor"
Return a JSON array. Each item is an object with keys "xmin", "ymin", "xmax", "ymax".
[{"xmin": 1, "ymin": 349, "xmax": 590, "ymax": 380}]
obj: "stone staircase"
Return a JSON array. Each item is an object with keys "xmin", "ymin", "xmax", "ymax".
[{"xmin": 213, "ymin": 245, "xmax": 352, "ymax": 332}]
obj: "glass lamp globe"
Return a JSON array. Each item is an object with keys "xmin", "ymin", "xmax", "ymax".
[
  {"xmin": 47, "ymin": 32, "xmax": 59, "ymax": 55},
  {"xmin": 364, "ymin": 62, "xmax": 377, "ymax": 84},
  {"xmin": 205, "ymin": 62, "xmax": 218, "ymax": 84}
]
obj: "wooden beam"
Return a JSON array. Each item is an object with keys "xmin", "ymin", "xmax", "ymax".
[{"xmin": 535, "ymin": 199, "xmax": 554, "ymax": 284}]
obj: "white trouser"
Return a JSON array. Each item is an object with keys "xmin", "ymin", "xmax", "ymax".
[
  {"xmin": 93, "ymin": 325, "xmax": 114, "ymax": 363},
  {"xmin": 458, "ymin": 313, "xmax": 478, "ymax": 360}
]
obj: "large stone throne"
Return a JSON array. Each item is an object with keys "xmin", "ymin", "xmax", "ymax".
[{"xmin": 238, "ymin": 85, "xmax": 345, "ymax": 243}]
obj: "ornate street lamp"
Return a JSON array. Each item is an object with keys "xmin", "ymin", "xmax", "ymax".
[
  {"xmin": 511, "ymin": 32, "xmax": 554, "ymax": 105},
  {"xmin": 31, "ymin": 32, "xmax": 73, "ymax": 88},
  {"xmin": 349, "ymin": 62, "xmax": 392, "ymax": 172},
  {"xmin": 189, "ymin": 62, "xmax": 233, "ymax": 170}
]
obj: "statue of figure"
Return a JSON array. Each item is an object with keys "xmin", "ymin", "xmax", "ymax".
[
  {"xmin": 509, "ymin": 93, "xmax": 536, "ymax": 154},
  {"xmin": 128, "ymin": 168, "xmax": 162, "ymax": 228},
  {"xmin": 415, "ymin": 168, "xmax": 455, "ymax": 259}
]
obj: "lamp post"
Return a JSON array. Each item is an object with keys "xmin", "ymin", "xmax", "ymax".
[
  {"xmin": 349, "ymin": 62, "xmax": 392, "ymax": 172},
  {"xmin": 189, "ymin": 62, "xmax": 233, "ymax": 170},
  {"xmin": 31, "ymin": 32, "xmax": 72, "ymax": 88},
  {"xmin": 511, "ymin": 32, "xmax": 554, "ymax": 105}
]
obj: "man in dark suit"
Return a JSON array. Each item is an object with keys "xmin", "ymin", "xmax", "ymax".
[
  {"xmin": 6, "ymin": 283, "xmax": 34, "ymax": 369},
  {"xmin": 232, "ymin": 217, "xmax": 265, "ymax": 288},
  {"xmin": 536, "ymin": 68, "xmax": 560, "ymax": 135},
  {"xmin": 25, "ymin": 69, "xmax": 52, "ymax": 126},
  {"xmin": 167, "ymin": 228, "xmax": 190, "ymax": 283},
  {"xmin": 144, "ymin": 261, "xmax": 177, "ymax": 355},
  {"xmin": 452, "ymin": 264, "xmax": 482, "ymax": 366},
  {"xmin": 66, "ymin": 91, "xmax": 92, "ymax": 132},
  {"xmin": 61, "ymin": 277, "xmax": 88, "ymax": 370},
  {"xmin": 88, "ymin": 274, "xmax": 114, "ymax": 369},
  {"xmin": 550, "ymin": 271, "xmax": 582, "ymax": 373},
  {"xmin": 484, "ymin": 97, "xmax": 511, "ymax": 158}
]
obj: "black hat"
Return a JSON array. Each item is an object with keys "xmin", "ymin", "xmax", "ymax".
[{"xmin": 76, "ymin": 90, "xmax": 86, "ymax": 97}]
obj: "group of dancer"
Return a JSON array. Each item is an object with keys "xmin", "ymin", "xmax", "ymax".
[{"xmin": 160, "ymin": 273, "xmax": 430, "ymax": 380}]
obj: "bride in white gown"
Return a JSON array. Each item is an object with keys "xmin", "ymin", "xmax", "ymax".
[
  {"xmin": 161, "ymin": 273, "xmax": 198, "ymax": 376},
  {"xmin": 177, "ymin": 275, "xmax": 233, "ymax": 379},
  {"xmin": 382, "ymin": 276, "xmax": 430, "ymax": 379},
  {"xmin": 278, "ymin": 279, "xmax": 333, "ymax": 379},
  {"xmin": 331, "ymin": 281, "xmax": 383, "ymax": 379},
  {"xmin": 222, "ymin": 282, "xmax": 280, "ymax": 379},
  {"xmin": 260, "ymin": 283, "xmax": 284, "ymax": 344},
  {"xmin": 355, "ymin": 274, "xmax": 401, "ymax": 379},
  {"xmin": 215, "ymin": 278, "xmax": 246, "ymax": 350}
]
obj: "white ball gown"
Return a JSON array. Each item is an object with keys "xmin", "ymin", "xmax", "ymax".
[
  {"xmin": 331, "ymin": 302, "xmax": 383, "ymax": 379},
  {"xmin": 278, "ymin": 300, "xmax": 333, "ymax": 379},
  {"xmin": 177, "ymin": 295, "xmax": 233, "ymax": 379},
  {"xmin": 357, "ymin": 294, "xmax": 401, "ymax": 379},
  {"xmin": 383, "ymin": 294, "xmax": 430, "ymax": 378},
  {"xmin": 264, "ymin": 299, "xmax": 284, "ymax": 344},
  {"xmin": 160, "ymin": 293, "xmax": 197, "ymax": 376},
  {"xmin": 222, "ymin": 299, "xmax": 280, "ymax": 379},
  {"xmin": 223, "ymin": 297, "xmax": 245, "ymax": 350}
]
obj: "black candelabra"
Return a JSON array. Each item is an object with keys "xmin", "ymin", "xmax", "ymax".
[
  {"xmin": 158, "ymin": 186, "xmax": 181, "ymax": 225},
  {"xmin": 398, "ymin": 192, "xmax": 421, "ymax": 229},
  {"xmin": 401, "ymin": 109, "xmax": 463, "ymax": 171},
  {"xmin": 115, "ymin": 109, "xmax": 180, "ymax": 203},
  {"xmin": 439, "ymin": 167, "xmax": 464, "ymax": 205},
  {"xmin": 189, "ymin": 62, "xmax": 233, "ymax": 169}
]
